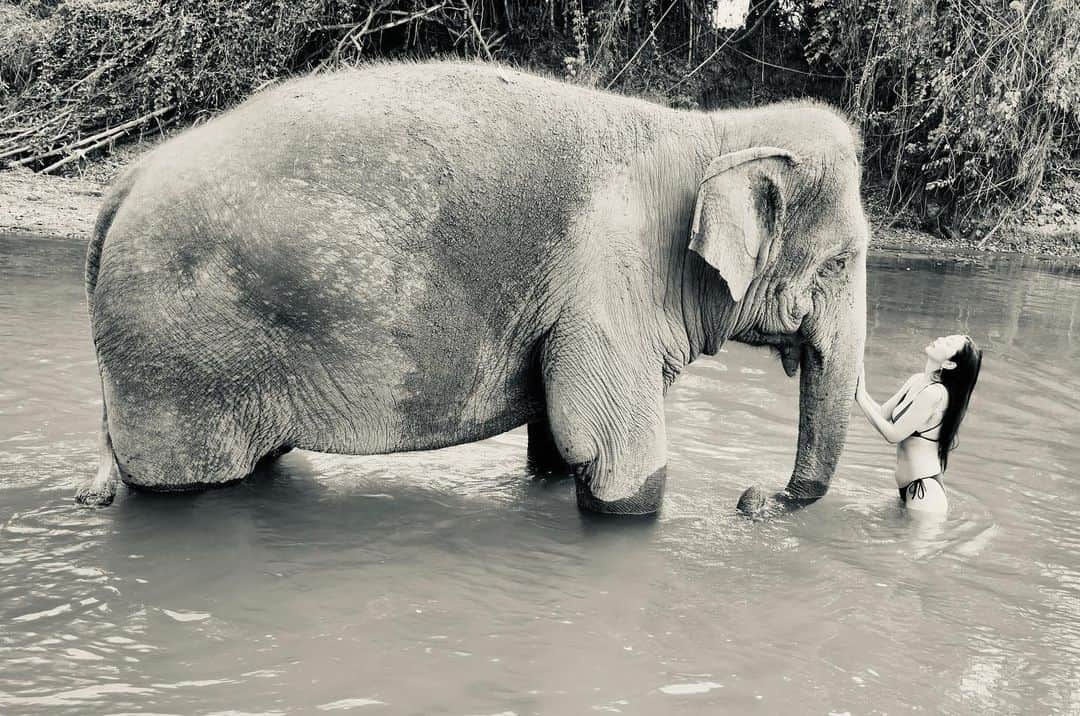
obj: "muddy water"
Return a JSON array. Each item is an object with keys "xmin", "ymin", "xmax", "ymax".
[{"xmin": 2, "ymin": 234, "xmax": 1079, "ymax": 715}]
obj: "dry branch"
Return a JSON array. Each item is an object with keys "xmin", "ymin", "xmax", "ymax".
[
  {"xmin": 40, "ymin": 133, "xmax": 123, "ymax": 174},
  {"xmin": 12, "ymin": 105, "xmax": 174, "ymax": 168},
  {"xmin": 459, "ymin": 0, "xmax": 494, "ymax": 60},
  {"xmin": 0, "ymin": 108, "xmax": 76, "ymax": 154},
  {"xmin": 0, "ymin": 145, "xmax": 31, "ymax": 161},
  {"xmin": 318, "ymin": 2, "xmax": 450, "ymax": 70}
]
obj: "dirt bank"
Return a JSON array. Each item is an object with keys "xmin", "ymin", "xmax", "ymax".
[
  {"xmin": 2, "ymin": 164, "xmax": 1078, "ymax": 258},
  {"xmin": 0, "ymin": 168, "xmax": 104, "ymax": 239}
]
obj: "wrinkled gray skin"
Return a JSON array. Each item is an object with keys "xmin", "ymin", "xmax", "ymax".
[{"xmin": 76, "ymin": 61, "xmax": 868, "ymax": 515}]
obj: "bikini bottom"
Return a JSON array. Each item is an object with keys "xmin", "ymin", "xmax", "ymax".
[{"xmin": 898, "ymin": 474, "xmax": 944, "ymax": 502}]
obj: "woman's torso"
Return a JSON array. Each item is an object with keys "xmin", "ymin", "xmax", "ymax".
[{"xmin": 893, "ymin": 374, "xmax": 947, "ymax": 488}]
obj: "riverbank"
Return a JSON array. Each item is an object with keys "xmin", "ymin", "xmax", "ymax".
[
  {"xmin": 2, "ymin": 162, "xmax": 1078, "ymax": 258},
  {"xmin": 0, "ymin": 168, "xmax": 104, "ymax": 239}
]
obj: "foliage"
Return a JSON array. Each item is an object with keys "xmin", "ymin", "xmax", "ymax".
[
  {"xmin": 0, "ymin": 0, "xmax": 352, "ymax": 171},
  {"xmin": 1, "ymin": 0, "xmax": 1077, "ymax": 239},
  {"xmin": 1, "ymin": 1, "xmax": 821, "ymax": 173},
  {"xmin": 805, "ymin": 0, "xmax": 1080, "ymax": 236},
  {"xmin": 0, "ymin": 4, "xmax": 53, "ymax": 100}
]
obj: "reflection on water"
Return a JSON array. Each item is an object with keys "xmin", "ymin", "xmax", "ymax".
[{"xmin": 2, "ymin": 234, "xmax": 1079, "ymax": 714}]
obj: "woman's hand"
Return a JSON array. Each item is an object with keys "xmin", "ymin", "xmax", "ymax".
[
  {"xmin": 855, "ymin": 367, "xmax": 941, "ymax": 444},
  {"xmin": 855, "ymin": 366, "xmax": 867, "ymax": 402}
]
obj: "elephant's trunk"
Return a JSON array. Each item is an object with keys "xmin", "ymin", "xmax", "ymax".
[
  {"xmin": 782, "ymin": 343, "xmax": 854, "ymax": 502},
  {"xmin": 739, "ymin": 275, "xmax": 866, "ymax": 516}
]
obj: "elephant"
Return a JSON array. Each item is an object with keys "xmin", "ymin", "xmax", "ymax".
[{"xmin": 75, "ymin": 60, "xmax": 868, "ymax": 515}]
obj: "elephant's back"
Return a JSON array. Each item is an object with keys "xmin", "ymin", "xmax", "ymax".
[
  {"xmin": 114, "ymin": 63, "xmax": 694, "ymax": 231},
  {"xmin": 129, "ymin": 61, "xmax": 671, "ymax": 181}
]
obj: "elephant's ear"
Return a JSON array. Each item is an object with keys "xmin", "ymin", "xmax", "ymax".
[{"xmin": 689, "ymin": 147, "xmax": 799, "ymax": 302}]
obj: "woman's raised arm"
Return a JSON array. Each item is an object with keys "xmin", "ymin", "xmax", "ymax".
[{"xmin": 857, "ymin": 380, "xmax": 944, "ymax": 444}]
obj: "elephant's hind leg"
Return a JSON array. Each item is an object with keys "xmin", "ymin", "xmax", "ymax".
[
  {"xmin": 114, "ymin": 436, "xmax": 261, "ymax": 493},
  {"xmin": 75, "ymin": 408, "xmax": 120, "ymax": 507}
]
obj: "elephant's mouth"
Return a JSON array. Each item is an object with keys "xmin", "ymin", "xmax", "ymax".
[
  {"xmin": 778, "ymin": 341, "xmax": 805, "ymax": 378},
  {"xmin": 738, "ymin": 330, "xmax": 808, "ymax": 378}
]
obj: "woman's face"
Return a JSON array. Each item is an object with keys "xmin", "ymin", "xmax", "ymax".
[{"xmin": 925, "ymin": 334, "xmax": 968, "ymax": 364}]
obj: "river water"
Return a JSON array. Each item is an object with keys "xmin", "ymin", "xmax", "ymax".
[{"xmin": 1, "ymin": 234, "xmax": 1079, "ymax": 715}]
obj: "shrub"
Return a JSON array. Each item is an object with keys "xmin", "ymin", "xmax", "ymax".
[
  {"xmin": 4, "ymin": 0, "xmax": 1074, "ymax": 244},
  {"xmin": 0, "ymin": 4, "xmax": 54, "ymax": 100},
  {"xmin": 2, "ymin": 1, "xmax": 806, "ymax": 173},
  {"xmin": 0, "ymin": 0, "xmax": 349, "ymax": 171},
  {"xmin": 806, "ymin": 0, "xmax": 1080, "ymax": 236}
]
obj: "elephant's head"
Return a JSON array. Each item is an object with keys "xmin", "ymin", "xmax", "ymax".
[{"xmin": 684, "ymin": 110, "xmax": 867, "ymax": 513}]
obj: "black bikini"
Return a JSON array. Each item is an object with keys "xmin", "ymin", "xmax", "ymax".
[
  {"xmin": 892, "ymin": 382, "xmax": 944, "ymax": 502},
  {"xmin": 891, "ymin": 383, "xmax": 943, "ymax": 441},
  {"xmin": 898, "ymin": 475, "xmax": 943, "ymax": 502}
]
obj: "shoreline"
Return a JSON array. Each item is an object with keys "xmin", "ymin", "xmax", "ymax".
[
  {"xmin": 0, "ymin": 168, "xmax": 105, "ymax": 240},
  {"xmin": 2, "ymin": 166, "xmax": 1078, "ymax": 260}
]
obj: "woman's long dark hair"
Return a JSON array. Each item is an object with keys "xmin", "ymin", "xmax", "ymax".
[{"xmin": 937, "ymin": 337, "xmax": 983, "ymax": 472}]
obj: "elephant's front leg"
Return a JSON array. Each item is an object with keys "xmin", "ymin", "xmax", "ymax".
[{"xmin": 541, "ymin": 323, "xmax": 668, "ymax": 515}]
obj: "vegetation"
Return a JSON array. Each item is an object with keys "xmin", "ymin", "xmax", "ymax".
[
  {"xmin": 1, "ymin": 0, "xmax": 1076, "ymax": 239},
  {"xmin": 805, "ymin": 0, "xmax": 1080, "ymax": 239}
]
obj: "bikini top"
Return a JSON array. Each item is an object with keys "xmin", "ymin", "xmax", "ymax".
[{"xmin": 891, "ymin": 381, "xmax": 944, "ymax": 441}]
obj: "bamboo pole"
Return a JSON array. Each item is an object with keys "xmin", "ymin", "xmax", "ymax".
[
  {"xmin": 40, "ymin": 133, "xmax": 120, "ymax": 174},
  {"xmin": 0, "ymin": 108, "xmax": 75, "ymax": 153},
  {"xmin": 0, "ymin": 145, "xmax": 31, "ymax": 161},
  {"xmin": 13, "ymin": 105, "xmax": 174, "ymax": 169}
]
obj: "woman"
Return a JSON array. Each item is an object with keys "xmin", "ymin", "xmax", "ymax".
[{"xmin": 855, "ymin": 334, "xmax": 982, "ymax": 512}]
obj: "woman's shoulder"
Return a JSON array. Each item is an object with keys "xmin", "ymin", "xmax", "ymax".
[
  {"xmin": 907, "ymin": 374, "xmax": 947, "ymax": 402},
  {"xmin": 923, "ymin": 380, "xmax": 948, "ymax": 404}
]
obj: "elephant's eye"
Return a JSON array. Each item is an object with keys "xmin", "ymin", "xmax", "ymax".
[{"xmin": 820, "ymin": 254, "xmax": 849, "ymax": 276}]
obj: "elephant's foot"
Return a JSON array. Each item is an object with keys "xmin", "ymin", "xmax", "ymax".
[
  {"xmin": 575, "ymin": 466, "xmax": 666, "ymax": 516},
  {"xmin": 75, "ymin": 464, "xmax": 119, "ymax": 507}
]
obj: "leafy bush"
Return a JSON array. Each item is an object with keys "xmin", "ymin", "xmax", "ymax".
[
  {"xmin": 2, "ymin": 1, "xmax": 809, "ymax": 173},
  {"xmin": 0, "ymin": 4, "xmax": 54, "ymax": 100},
  {"xmin": 0, "ymin": 0, "xmax": 353, "ymax": 171},
  {"xmin": 2, "ymin": 0, "xmax": 1076, "ymax": 241},
  {"xmin": 806, "ymin": 0, "xmax": 1080, "ymax": 236}
]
